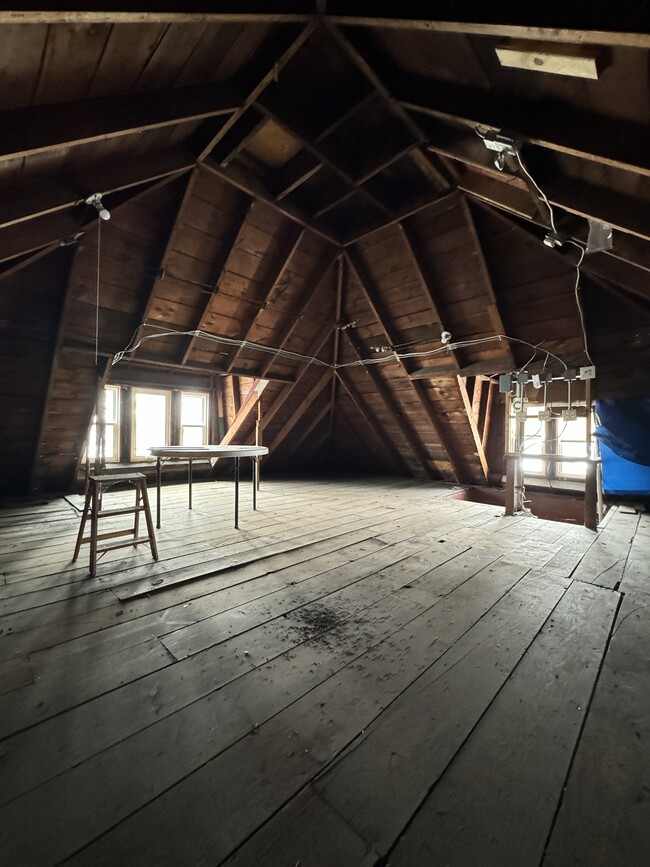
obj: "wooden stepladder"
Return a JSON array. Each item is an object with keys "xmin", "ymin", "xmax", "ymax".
[{"xmin": 73, "ymin": 472, "xmax": 159, "ymax": 576}]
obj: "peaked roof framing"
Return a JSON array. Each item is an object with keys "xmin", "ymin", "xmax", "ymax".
[{"xmin": 1, "ymin": 7, "xmax": 649, "ymax": 493}]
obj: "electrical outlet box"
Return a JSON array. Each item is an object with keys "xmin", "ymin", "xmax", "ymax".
[
  {"xmin": 580, "ymin": 365, "xmax": 596, "ymax": 379},
  {"xmin": 562, "ymin": 408, "xmax": 578, "ymax": 421},
  {"xmin": 539, "ymin": 409, "xmax": 552, "ymax": 421}
]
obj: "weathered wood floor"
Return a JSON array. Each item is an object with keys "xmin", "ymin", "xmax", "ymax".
[{"xmin": 0, "ymin": 476, "xmax": 648, "ymax": 866}]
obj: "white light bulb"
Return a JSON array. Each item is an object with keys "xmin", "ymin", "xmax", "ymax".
[{"xmin": 98, "ymin": 208, "xmax": 111, "ymax": 221}]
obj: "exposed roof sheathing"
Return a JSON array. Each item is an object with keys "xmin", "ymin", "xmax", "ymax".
[{"xmin": 1, "ymin": 4, "xmax": 649, "ymax": 493}]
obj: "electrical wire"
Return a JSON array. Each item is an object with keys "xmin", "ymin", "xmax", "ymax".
[
  {"xmin": 112, "ymin": 325, "xmax": 571, "ymax": 374},
  {"xmin": 565, "ymin": 240, "xmax": 594, "ymax": 365},
  {"xmin": 514, "ymin": 148, "xmax": 557, "ymax": 235}
]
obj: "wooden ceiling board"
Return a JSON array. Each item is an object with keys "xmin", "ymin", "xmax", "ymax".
[{"xmin": 1, "ymin": 10, "xmax": 650, "ymax": 494}]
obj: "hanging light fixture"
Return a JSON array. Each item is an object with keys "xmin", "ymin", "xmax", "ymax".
[{"xmin": 85, "ymin": 192, "xmax": 111, "ymax": 221}]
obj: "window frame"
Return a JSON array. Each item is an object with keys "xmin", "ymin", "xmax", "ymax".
[
  {"xmin": 511, "ymin": 404, "xmax": 593, "ymax": 483},
  {"xmin": 88, "ymin": 385, "xmax": 121, "ymax": 464},
  {"xmin": 179, "ymin": 390, "xmax": 210, "ymax": 447},
  {"xmin": 130, "ymin": 387, "xmax": 172, "ymax": 461}
]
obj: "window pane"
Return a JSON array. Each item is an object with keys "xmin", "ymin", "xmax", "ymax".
[
  {"xmin": 134, "ymin": 392, "xmax": 168, "ymax": 457},
  {"xmin": 105, "ymin": 387, "xmax": 119, "ymax": 424},
  {"xmin": 182, "ymin": 426, "xmax": 204, "ymax": 446},
  {"xmin": 182, "ymin": 394, "xmax": 205, "ymax": 426},
  {"xmin": 522, "ymin": 455, "xmax": 544, "ymax": 474},
  {"xmin": 560, "ymin": 417, "xmax": 586, "ymax": 441},
  {"xmin": 87, "ymin": 424, "xmax": 117, "ymax": 461}
]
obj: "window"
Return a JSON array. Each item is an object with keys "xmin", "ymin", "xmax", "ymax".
[
  {"xmin": 131, "ymin": 389, "xmax": 171, "ymax": 461},
  {"xmin": 85, "ymin": 385, "xmax": 211, "ymax": 465},
  {"xmin": 511, "ymin": 405, "xmax": 593, "ymax": 482},
  {"xmin": 181, "ymin": 392, "xmax": 209, "ymax": 446},
  {"xmin": 88, "ymin": 385, "xmax": 120, "ymax": 463},
  {"xmin": 558, "ymin": 416, "xmax": 588, "ymax": 479}
]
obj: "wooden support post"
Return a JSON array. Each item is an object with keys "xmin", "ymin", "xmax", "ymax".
[
  {"xmin": 471, "ymin": 377, "xmax": 483, "ymax": 425},
  {"xmin": 584, "ymin": 460, "xmax": 599, "ymax": 531},
  {"xmin": 255, "ymin": 399, "xmax": 261, "ymax": 492},
  {"xmin": 457, "ymin": 375, "xmax": 489, "ymax": 481},
  {"xmin": 482, "ymin": 380, "xmax": 495, "ymax": 450},
  {"xmin": 505, "ymin": 454, "xmax": 517, "ymax": 517}
]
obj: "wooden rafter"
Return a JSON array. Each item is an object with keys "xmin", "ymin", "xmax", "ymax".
[
  {"xmin": 253, "ymin": 99, "xmax": 395, "ymax": 219},
  {"xmin": 180, "ymin": 197, "xmax": 255, "ymax": 365},
  {"xmin": 398, "ymin": 221, "xmax": 462, "ymax": 369},
  {"xmin": 266, "ymin": 369, "xmax": 332, "ymax": 455},
  {"xmin": 280, "ymin": 399, "xmax": 332, "ymax": 463},
  {"xmin": 0, "ymin": 84, "xmax": 239, "ymax": 166},
  {"xmin": 225, "ymin": 225, "xmax": 305, "ymax": 373},
  {"xmin": 329, "ymin": 255, "xmax": 344, "ymax": 432},
  {"xmin": 342, "ymin": 325, "xmax": 432, "ymax": 477},
  {"xmin": 132, "ymin": 170, "xmax": 199, "ymax": 355},
  {"xmin": 328, "ymin": 16, "xmax": 650, "ymax": 49},
  {"xmin": 0, "ymin": 148, "xmax": 192, "ymax": 231},
  {"xmin": 261, "ymin": 320, "xmax": 333, "ymax": 432},
  {"xmin": 195, "ymin": 21, "xmax": 318, "ymax": 162},
  {"xmin": 259, "ymin": 248, "xmax": 339, "ymax": 378},
  {"xmin": 335, "ymin": 370, "xmax": 410, "ymax": 475},
  {"xmin": 217, "ymin": 379, "xmax": 269, "ymax": 446},
  {"xmin": 345, "ymin": 249, "xmax": 466, "ymax": 480},
  {"xmin": 399, "ymin": 76, "xmax": 650, "ymax": 179},
  {"xmin": 203, "ymin": 158, "xmax": 338, "ymax": 245},
  {"xmin": 459, "ymin": 197, "xmax": 517, "ymax": 368}
]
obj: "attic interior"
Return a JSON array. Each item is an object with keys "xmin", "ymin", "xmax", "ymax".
[{"xmin": 1, "ymin": 5, "xmax": 649, "ymax": 866}]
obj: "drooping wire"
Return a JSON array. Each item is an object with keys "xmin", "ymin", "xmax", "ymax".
[
  {"xmin": 95, "ymin": 219, "xmax": 102, "ymax": 365},
  {"xmin": 514, "ymin": 148, "xmax": 558, "ymax": 235},
  {"xmin": 565, "ymin": 240, "xmax": 594, "ymax": 365},
  {"xmin": 112, "ymin": 325, "xmax": 570, "ymax": 374}
]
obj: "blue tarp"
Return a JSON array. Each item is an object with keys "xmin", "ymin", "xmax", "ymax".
[{"xmin": 595, "ymin": 399, "xmax": 650, "ymax": 496}]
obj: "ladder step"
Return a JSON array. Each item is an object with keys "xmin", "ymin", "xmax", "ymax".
[
  {"xmin": 96, "ymin": 536, "xmax": 155, "ymax": 553},
  {"xmin": 97, "ymin": 506, "xmax": 146, "ymax": 518}
]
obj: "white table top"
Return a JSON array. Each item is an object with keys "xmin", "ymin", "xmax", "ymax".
[{"xmin": 149, "ymin": 445, "xmax": 268, "ymax": 459}]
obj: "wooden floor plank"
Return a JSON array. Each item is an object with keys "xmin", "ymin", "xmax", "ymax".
[
  {"xmin": 543, "ymin": 594, "xmax": 650, "ymax": 867},
  {"xmin": 0, "ymin": 477, "xmax": 643, "ymax": 867},
  {"xmin": 571, "ymin": 507, "xmax": 640, "ymax": 588},
  {"xmin": 387, "ymin": 580, "xmax": 620, "ymax": 867},
  {"xmin": 223, "ymin": 570, "xmax": 569, "ymax": 866},
  {"xmin": 55, "ymin": 560, "xmax": 530, "ymax": 866},
  {"xmin": 1, "ymin": 593, "xmax": 429, "ymax": 865}
]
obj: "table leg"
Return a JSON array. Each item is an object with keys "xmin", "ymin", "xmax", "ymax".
[
  {"xmin": 252, "ymin": 457, "xmax": 257, "ymax": 511},
  {"xmin": 156, "ymin": 457, "xmax": 162, "ymax": 529},
  {"xmin": 234, "ymin": 456, "xmax": 240, "ymax": 530},
  {"xmin": 188, "ymin": 458, "xmax": 193, "ymax": 510}
]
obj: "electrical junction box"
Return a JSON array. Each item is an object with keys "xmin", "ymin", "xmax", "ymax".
[
  {"xmin": 580, "ymin": 365, "xmax": 596, "ymax": 379},
  {"xmin": 499, "ymin": 374, "xmax": 513, "ymax": 393},
  {"xmin": 563, "ymin": 369, "xmax": 577, "ymax": 381},
  {"xmin": 538, "ymin": 408, "xmax": 552, "ymax": 421},
  {"xmin": 562, "ymin": 408, "xmax": 578, "ymax": 421},
  {"xmin": 517, "ymin": 371, "xmax": 530, "ymax": 384},
  {"xmin": 532, "ymin": 373, "xmax": 542, "ymax": 389},
  {"xmin": 481, "ymin": 131, "xmax": 517, "ymax": 155}
]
